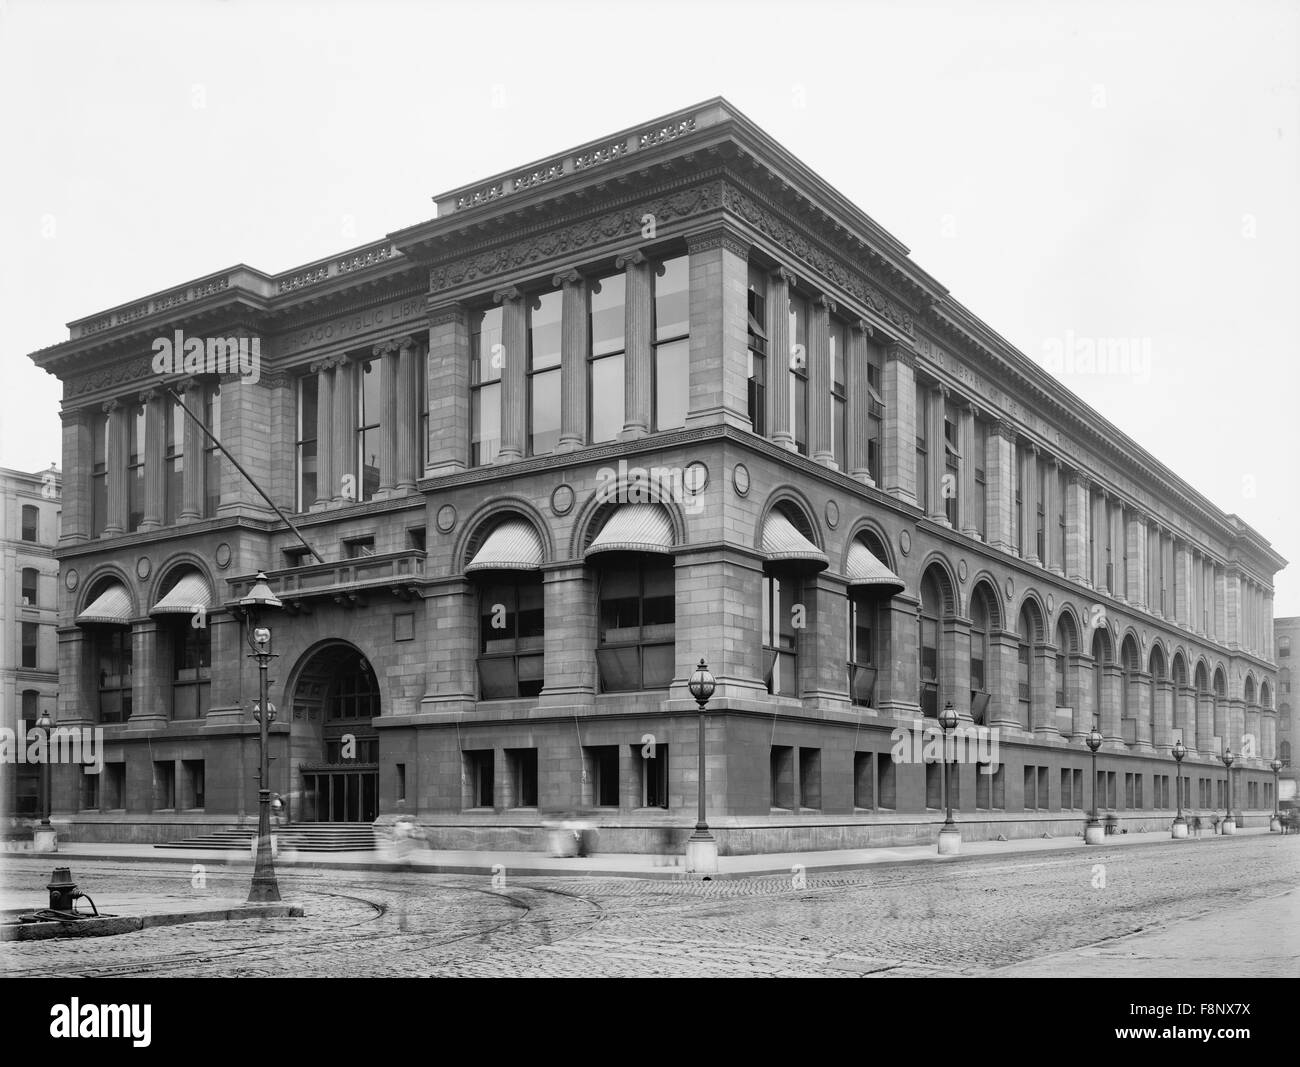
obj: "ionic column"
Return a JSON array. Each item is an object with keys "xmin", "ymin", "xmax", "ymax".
[
  {"xmin": 1174, "ymin": 541, "xmax": 1191, "ymax": 627},
  {"xmin": 616, "ymin": 252, "xmax": 651, "ymax": 441},
  {"xmin": 312, "ymin": 358, "xmax": 336, "ymax": 509},
  {"xmin": 1090, "ymin": 488, "xmax": 1107, "ymax": 591},
  {"xmin": 396, "ymin": 338, "xmax": 418, "ymax": 491},
  {"xmin": 1022, "ymin": 442, "xmax": 1040, "ymax": 563},
  {"xmin": 332, "ymin": 356, "xmax": 354, "ymax": 503},
  {"xmin": 927, "ymin": 386, "xmax": 947, "ymax": 525},
  {"xmin": 1127, "ymin": 514, "xmax": 1147, "ymax": 612},
  {"xmin": 493, "ymin": 287, "xmax": 527, "ymax": 461},
  {"xmin": 809, "ymin": 295, "xmax": 835, "ymax": 466},
  {"xmin": 104, "ymin": 399, "xmax": 127, "ymax": 535},
  {"xmin": 882, "ymin": 341, "xmax": 918, "ymax": 504},
  {"xmin": 847, "ymin": 320, "xmax": 874, "ymax": 485},
  {"xmin": 373, "ymin": 339, "xmax": 400, "ymax": 496},
  {"xmin": 958, "ymin": 403, "xmax": 977, "ymax": 536},
  {"xmin": 177, "ymin": 384, "xmax": 203, "ymax": 521},
  {"xmin": 767, "ymin": 267, "xmax": 795, "ymax": 450},
  {"xmin": 1042, "ymin": 454, "xmax": 1058, "ymax": 572},
  {"xmin": 138, "ymin": 388, "xmax": 165, "ymax": 531},
  {"xmin": 553, "ymin": 269, "xmax": 588, "ymax": 452},
  {"xmin": 1110, "ymin": 502, "xmax": 1125, "ymax": 600}
]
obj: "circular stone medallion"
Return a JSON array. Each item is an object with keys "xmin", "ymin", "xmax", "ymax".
[
  {"xmin": 825, "ymin": 500, "xmax": 840, "ymax": 529},
  {"xmin": 135, "ymin": 556, "xmax": 151, "ymax": 580},
  {"xmin": 214, "ymin": 542, "xmax": 232, "ymax": 569},
  {"xmin": 436, "ymin": 504, "xmax": 457, "ymax": 533},
  {"xmin": 958, "ymin": 559, "xmax": 968, "ymax": 582},
  {"xmin": 1005, "ymin": 576, "xmax": 1015, "ymax": 600},
  {"xmin": 732, "ymin": 463, "xmax": 751, "ymax": 497},
  {"xmin": 64, "ymin": 568, "xmax": 78, "ymax": 592},
  {"xmin": 899, "ymin": 529, "xmax": 912, "ymax": 556},
  {"xmin": 550, "ymin": 483, "xmax": 575, "ymax": 517}
]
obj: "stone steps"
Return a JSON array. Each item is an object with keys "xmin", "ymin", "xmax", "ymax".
[{"xmin": 154, "ymin": 823, "xmax": 377, "ymax": 852}]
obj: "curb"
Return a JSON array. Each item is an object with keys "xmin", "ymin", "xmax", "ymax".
[{"xmin": 2, "ymin": 903, "xmax": 305, "ymax": 942}]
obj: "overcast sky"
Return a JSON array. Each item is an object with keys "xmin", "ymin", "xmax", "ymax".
[{"xmin": 1, "ymin": 0, "xmax": 1296, "ymax": 613}]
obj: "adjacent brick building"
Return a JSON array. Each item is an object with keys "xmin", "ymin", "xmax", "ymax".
[{"xmin": 26, "ymin": 100, "xmax": 1285, "ymax": 850}]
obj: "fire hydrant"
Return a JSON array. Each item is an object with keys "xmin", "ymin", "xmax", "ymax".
[{"xmin": 47, "ymin": 867, "xmax": 79, "ymax": 911}]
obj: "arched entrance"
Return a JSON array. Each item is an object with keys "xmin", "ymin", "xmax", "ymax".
[{"xmin": 289, "ymin": 642, "xmax": 380, "ymax": 823}]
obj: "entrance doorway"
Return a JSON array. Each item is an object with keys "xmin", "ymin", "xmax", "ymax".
[{"xmin": 289, "ymin": 643, "xmax": 379, "ymax": 823}]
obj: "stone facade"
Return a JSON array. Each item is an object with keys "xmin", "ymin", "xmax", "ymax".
[{"xmin": 26, "ymin": 100, "xmax": 1285, "ymax": 851}]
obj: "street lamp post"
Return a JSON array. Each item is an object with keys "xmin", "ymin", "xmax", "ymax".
[
  {"xmin": 1085, "ymin": 724, "xmax": 1105, "ymax": 844},
  {"xmin": 1171, "ymin": 738, "xmax": 1188, "ymax": 839},
  {"xmin": 937, "ymin": 701, "xmax": 960, "ymax": 855},
  {"xmin": 33, "ymin": 708, "xmax": 56, "ymax": 853},
  {"xmin": 1220, "ymin": 748, "xmax": 1236, "ymax": 835},
  {"xmin": 1270, "ymin": 758, "xmax": 1283, "ymax": 832},
  {"xmin": 685, "ymin": 658, "xmax": 717, "ymax": 876},
  {"xmin": 241, "ymin": 572, "xmax": 283, "ymax": 903}
]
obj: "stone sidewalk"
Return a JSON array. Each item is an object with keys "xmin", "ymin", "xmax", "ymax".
[{"xmin": 9, "ymin": 824, "xmax": 1283, "ymax": 880}]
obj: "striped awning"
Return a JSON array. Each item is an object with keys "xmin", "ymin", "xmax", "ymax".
[
  {"xmin": 150, "ymin": 572, "xmax": 213, "ymax": 616},
  {"xmin": 845, "ymin": 540, "xmax": 905, "ymax": 595},
  {"xmin": 585, "ymin": 504, "xmax": 675, "ymax": 557},
  {"xmin": 466, "ymin": 519, "xmax": 544, "ymax": 573},
  {"xmin": 76, "ymin": 582, "xmax": 132, "ymax": 626},
  {"xmin": 761, "ymin": 510, "xmax": 828, "ymax": 572}
]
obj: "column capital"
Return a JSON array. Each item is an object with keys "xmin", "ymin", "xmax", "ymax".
[
  {"xmin": 849, "ymin": 318, "xmax": 873, "ymax": 336},
  {"xmin": 372, "ymin": 336, "xmax": 417, "ymax": 358},
  {"xmin": 814, "ymin": 293, "xmax": 837, "ymax": 314},
  {"xmin": 552, "ymin": 267, "xmax": 584, "ymax": 288},
  {"xmin": 492, "ymin": 285, "xmax": 523, "ymax": 304},
  {"xmin": 101, "ymin": 398, "xmax": 120, "ymax": 414},
  {"xmin": 991, "ymin": 418, "xmax": 1017, "ymax": 441},
  {"xmin": 138, "ymin": 386, "xmax": 162, "ymax": 403},
  {"xmin": 773, "ymin": 264, "xmax": 799, "ymax": 288},
  {"xmin": 613, "ymin": 249, "xmax": 647, "ymax": 270},
  {"xmin": 1067, "ymin": 468, "xmax": 1090, "ymax": 489}
]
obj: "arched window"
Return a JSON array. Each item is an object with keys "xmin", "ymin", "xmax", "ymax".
[
  {"xmin": 918, "ymin": 568, "xmax": 949, "ymax": 718},
  {"xmin": 1120, "ymin": 636, "xmax": 1140, "ymax": 724},
  {"xmin": 1055, "ymin": 614, "xmax": 1079, "ymax": 734},
  {"xmin": 845, "ymin": 531, "xmax": 902, "ymax": 707},
  {"xmin": 1017, "ymin": 605, "xmax": 1035, "ymax": 728},
  {"xmin": 95, "ymin": 628, "xmax": 133, "ymax": 723},
  {"xmin": 598, "ymin": 556, "xmax": 674, "ymax": 692},
  {"xmin": 969, "ymin": 583, "xmax": 996, "ymax": 725},
  {"xmin": 151, "ymin": 569, "xmax": 213, "ymax": 720},
  {"xmin": 467, "ymin": 518, "xmax": 546, "ymax": 700},
  {"xmin": 1092, "ymin": 630, "xmax": 1112, "ymax": 729},
  {"xmin": 1282, "ymin": 740, "xmax": 1292, "ymax": 766},
  {"xmin": 1244, "ymin": 676, "xmax": 1257, "ymax": 705}
]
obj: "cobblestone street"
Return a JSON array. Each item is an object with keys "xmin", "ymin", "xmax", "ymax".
[{"xmin": 3, "ymin": 834, "xmax": 1296, "ymax": 978}]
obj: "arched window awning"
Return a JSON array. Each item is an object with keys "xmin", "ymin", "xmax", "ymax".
[
  {"xmin": 760, "ymin": 510, "xmax": 828, "ymax": 572},
  {"xmin": 585, "ymin": 504, "xmax": 675, "ymax": 558},
  {"xmin": 465, "ymin": 519, "xmax": 544, "ymax": 573},
  {"xmin": 846, "ymin": 540, "xmax": 905, "ymax": 596},
  {"xmin": 76, "ymin": 582, "xmax": 132, "ymax": 626},
  {"xmin": 150, "ymin": 572, "xmax": 213, "ymax": 616}
]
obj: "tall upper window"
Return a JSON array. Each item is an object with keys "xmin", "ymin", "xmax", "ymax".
[
  {"xmin": 972, "ymin": 418, "xmax": 987, "ymax": 539},
  {"xmin": 418, "ymin": 348, "xmax": 429, "ymax": 471},
  {"xmin": 1017, "ymin": 606, "xmax": 1034, "ymax": 727},
  {"xmin": 21, "ymin": 621, "xmax": 38, "ymax": 668},
  {"xmin": 763, "ymin": 573, "xmax": 799, "ymax": 697},
  {"xmin": 164, "ymin": 398, "xmax": 184, "ymax": 525},
  {"xmin": 915, "ymin": 382, "xmax": 929, "ymax": 512},
  {"xmin": 1036, "ymin": 459, "xmax": 1046, "ymax": 562},
  {"xmin": 653, "ymin": 255, "xmax": 689, "ymax": 432},
  {"xmin": 589, "ymin": 274, "xmax": 626, "ymax": 443},
  {"xmin": 970, "ymin": 591, "xmax": 989, "ymax": 695},
  {"xmin": 830, "ymin": 320, "xmax": 847, "ymax": 469},
  {"xmin": 357, "ymin": 357, "xmax": 382, "ymax": 500},
  {"xmin": 477, "ymin": 574, "xmax": 545, "ymax": 699},
  {"xmin": 297, "ymin": 375, "xmax": 318, "ymax": 511},
  {"xmin": 171, "ymin": 618, "xmax": 211, "ymax": 719},
  {"xmin": 788, "ymin": 293, "xmax": 809, "ymax": 454},
  {"xmin": 528, "ymin": 289, "xmax": 562, "ymax": 455},
  {"xmin": 865, "ymin": 339, "xmax": 884, "ymax": 483},
  {"xmin": 21, "ymin": 567, "xmax": 38, "ymax": 606},
  {"xmin": 94, "ymin": 627, "xmax": 132, "ymax": 723},
  {"xmin": 1057, "ymin": 467, "xmax": 1067, "ymax": 566},
  {"xmin": 943, "ymin": 403, "xmax": 959, "ymax": 527},
  {"xmin": 203, "ymin": 385, "xmax": 221, "ymax": 518},
  {"xmin": 127, "ymin": 403, "xmax": 146, "ymax": 531},
  {"xmin": 471, "ymin": 306, "xmax": 503, "ymax": 465},
  {"xmin": 595, "ymin": 556, "xmax": 674, "ymax": 692},
  {"xmin": 21, "ymin": 504, "xmax": 38, "ymax": 542},
  {"xmin": 91, "ymin": 411, "xmax": 108, "ymax": 537},
  {"xmin": 746, "ymin": 264, "xmax": 767, "ymax": 436}
]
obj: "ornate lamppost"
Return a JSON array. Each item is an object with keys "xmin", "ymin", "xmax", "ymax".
[
  {"xmin": 1270, "ymin": 758, "xmax": 1283, "ymax": 832},
  {"xmin": 33, "ymin": 707, "xmax": 57, "ymax": 853},
  {"xmin": 1171, "ymin": 738, "xmax": 1188, "ymax": 839},
  {"xmin": 937, "ymin": 701, "xmax": 960, "ymax": 855},
  {"xmin": 1085, "ymin": 724, "xmax": 1105, "ymax": 844},
  {"xmin": 1220, "ymin": 747, "xmax": 1236, "ymax": 835},
  {"xmin": 685, "ymin": 658, "xmax": 717, "ymax": 875},
  {"xmin": 241, "ymin": 572, "xmax": 283, "ymax": 903}
]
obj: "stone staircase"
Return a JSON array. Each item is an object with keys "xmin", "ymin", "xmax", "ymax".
[{"xmin": 154, "ymin": 823, "xmax": 378, "ymax": 852}]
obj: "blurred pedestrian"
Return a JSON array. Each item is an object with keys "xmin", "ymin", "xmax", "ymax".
[{"xmin": 1191, "ymin": 814, "xmax": 1202, "ymax": 838}]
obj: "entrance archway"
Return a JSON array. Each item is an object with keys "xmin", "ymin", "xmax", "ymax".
[{"xmin": 289, "ymin": 642, "xmax": 380, "ymax": 823}]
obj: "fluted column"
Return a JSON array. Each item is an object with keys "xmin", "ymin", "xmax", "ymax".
[
  {"xmin": 616, "ymin": 252, "xmax": 651, "ymax": 441},
  {"xmin": 332, "ymin": 357, "xmax": 354, "ymax": 503},
  {"xmin": 397, "ymin": 338, "xmax": 418, "ymax": 490},
  {"xmin": 372, "ymin": 339, "xmax": 399, "ymax": 496},
  {"xmin": 926, "ymin": 386, "xmax": 947, "ymax": 524},
  {"xmin": 767, "ymin": 268, "xmax": 795, "ymax": 450},
  {"xmin": 104, "ymin": 399, "xmax": 127, "ymax": 535},
  {"xmin": 1109, "ymin": 502, "xmax": 1125, "ymax": 600},
  {"xmin": 1042, "ymin": 454, "xmax": 1058, "ymax": 572},
  {"xmin": 554, "ymin": 269, "xmax": 588, "ymax": 452},
  {"xmin": 958, "ymin": 403, "xmax": 977, "ymax": 536},
  {"xmin": 1127, "ymin": 514, "xmax": 1147, "ymax": 611},
  {"xmin": 1174, "ymin": 541, "xmax": 1191, "ymax": 627},
  {"xmin": 847, "ymin": 320, "xmax": 874, "ymax": 485},
  {"xmin": 1022, "ymin": 442, "xmax": 1040, "ymax": 563},
  {"xmin": 138, "ymin": 388, "xmax": 165, "ymax": 530},
  {"xmin": 809, "ymin": 295, "xmax": 834, "ymax": 466},
  {"xmin": 176, "ymin": 384, "xmax": 203, "ymax": 521},
  {"xmin": 312, "ymin": 358, "xmax": 336, "ymax": 508},
  {"xmin": 493, "ymin": 287, "xmax": 527, "ymax": 461},
  {"xmin": 1090, "ymin": 489, "xmax": 1107, "ymax": 591}
]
